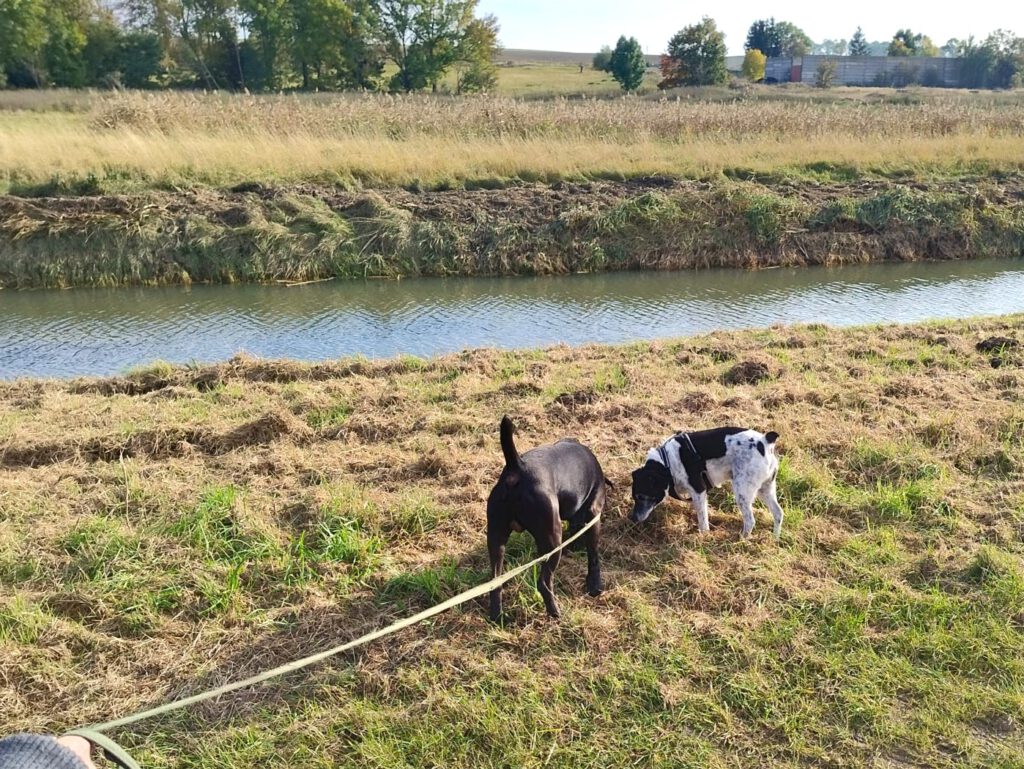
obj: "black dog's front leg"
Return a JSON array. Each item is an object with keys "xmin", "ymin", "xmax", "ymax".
[{"xmin": 488, "ymin": 525, "xmax": 510, "ymax": 622}]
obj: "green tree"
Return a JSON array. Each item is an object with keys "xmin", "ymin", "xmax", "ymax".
[
  {"xmin": 41, "ymin": 0, "xmax": 93, "ymax": 87},
  {"xmin": 81, "ymin": 7, "xmax": 125, "ymax": 86},
  {"xmin": 116, "ymin": 0, "xmax": 232, "ymax": 88},
  {"xmin": 592, "ymin": 44, "xmax": 612, "ymax": 72},
  {"xmin": 291, "ymin": 0, "xmax": 382, "ymax": 91},
  {"xmin": 659, "ymin": 17, "xmax": 727, "ymax": 89},
  {"xmin": 849, "ymin": 27, "xmax": 870, "ymax": 56},
  {"xmin": 0, "ymin": 0, "xmax": 47, "ymax": 85},
  {"xmin": 889, "ymin": 29, "xmax": 938, "ymax": 57},
  {"xmin": 239, "ymin": 0, "xmax": 290, "ymax": 89},
  {"xmin": 814, "ymin": 39, "xmax": 848, "ymax": 56},
  {"xmin": 118, "ymin": 30, "xmax": 164, "ymax": 87},
  {"xmin": 608, "ymin": 35, "xmax": 645, "ymax": 92},
  {"xmin": 959, "ymin": 32, "xmax": 1024, "ymax": 88},
  {"xmin": 380, "ymin": 0, "xmax": 477, "ymax": 92},
  {"xmin": 776, "ymin": 21, "xmax": 812, "ymax": 56},
  {"xmin": 745, "ymin": 18, "xmax": 781, "ymax": 58},
  {"xmin": 1, "ymin": 0, "xmax": 119, "ymax": 88},
  {"xmin": 815, "ymin": 58, "xmax": 837, "ymax": 87},
  {"xmin": 741, "ymin": 48, "xmax": 765, "ymax": 81},
  {"xmin": 453, "ymin": 13, "xmax": 499, "ymax": 93},
  {"xmin": 917, "ymin": 36, "xmax": 939, "ymax": 57},
  {"xmin": 745, "ymin": 18, "xmax": 810, "ymax": 58}
]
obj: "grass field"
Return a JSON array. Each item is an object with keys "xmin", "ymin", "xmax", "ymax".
[
  {"xmin": 1, "ymin": 88, "xmax": 1023, "ymax": 194},
  {"xmin": 1, "ymin": 317, "xmax": 1022, "ymax": 768}
]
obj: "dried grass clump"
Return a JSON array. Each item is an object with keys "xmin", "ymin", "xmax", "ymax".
[{"xmin": 722, "ymin": 358, "xmax": 776, "ymax": 386}]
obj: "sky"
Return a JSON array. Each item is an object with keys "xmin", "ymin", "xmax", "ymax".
[{"xmin": 476, "ymin": 0, "xmax": 1023, "ymax": 56}]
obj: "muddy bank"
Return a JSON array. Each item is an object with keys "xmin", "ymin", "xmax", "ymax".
[{"xmin": 2, "ymin": 176, "xmax": 1023, "ymax": 288}]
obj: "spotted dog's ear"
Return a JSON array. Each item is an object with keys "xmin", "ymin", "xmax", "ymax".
[{"xmin": 765, "ymin": 431, "xmax": 779, "ymax": 444}]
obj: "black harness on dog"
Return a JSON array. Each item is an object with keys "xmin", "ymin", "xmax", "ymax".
[
  {"xmin": 656, "ymin": 443, "xmax": 684, "ymax": 500},
  {"xmin": 661, "ymin": 432, "xmax": 713, "ymax": 498}
]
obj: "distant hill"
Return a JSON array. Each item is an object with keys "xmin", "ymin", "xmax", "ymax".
[
  {"xmin": 498, "ymin": 48, "xmax": 662, "ymax": 67},
  {"xmin": 497, "ymin": 48, "xmax": 745, "ymax": 71}
]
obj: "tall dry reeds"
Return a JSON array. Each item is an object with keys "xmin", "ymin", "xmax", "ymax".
[{"xmin": 1, "ymin": 89, "xmax": 1022, "ymax": 191}]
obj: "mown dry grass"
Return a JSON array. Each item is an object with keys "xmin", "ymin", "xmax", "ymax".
[
  {"xmin": 1, "ymin": 317, "xmax": 1023, "ymax": 768},
  {"xmin": 2, "ymin": 89, "xmax": 1023, "ymax": 192}
]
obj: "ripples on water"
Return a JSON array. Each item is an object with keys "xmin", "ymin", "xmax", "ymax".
[{"xmin": 2, "ymin": 259, "xmax": 1023, "ymax": 378}]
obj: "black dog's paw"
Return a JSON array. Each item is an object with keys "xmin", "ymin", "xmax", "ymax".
[
  {"xmin": 544, "ymin": 602, "xmax": 562, "ymax": 619},
  {"xmin": 586, "ymin": 577, "xmax": 604, "ymax": 597}
]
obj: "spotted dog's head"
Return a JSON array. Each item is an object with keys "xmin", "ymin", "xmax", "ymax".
[{"xmin": 629, "ymin": 459, "xmax": 673, "ymax": 523}]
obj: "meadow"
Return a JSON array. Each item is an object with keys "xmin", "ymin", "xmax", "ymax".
[
  {"xmin": 1, "ymin": 316, "xmax": 1022, "ymax": 768},
  {"xmin": 2, "ymin": 87, "xmax": 1024, "ymax": 193}
]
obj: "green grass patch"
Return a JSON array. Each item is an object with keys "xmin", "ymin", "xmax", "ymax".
[{"xmin": 170, "ymin": 485, "xmax": 279, "ymax": 563}]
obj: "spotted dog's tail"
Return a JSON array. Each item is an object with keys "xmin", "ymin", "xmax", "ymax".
[{"xmin": 499, "ymin": 415, "xmax": 523, "ymax": 471}]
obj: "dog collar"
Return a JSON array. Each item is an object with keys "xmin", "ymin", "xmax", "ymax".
[{"xmin": 657, "ymin": 442, "xmax": 684, "ymax": 500}]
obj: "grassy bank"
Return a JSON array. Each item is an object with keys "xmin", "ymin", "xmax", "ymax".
[
  {"xmin": 2, "ymin": 177, "xmax": 1023, "ymax": 288},
  {"xmin": 1, "ymin": 316, "xmax": 1023, "ymax": 767}
]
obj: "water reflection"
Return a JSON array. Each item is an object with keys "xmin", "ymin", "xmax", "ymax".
[{"xmin": 1, "ymin": 259, "xmax": 1023, "ymax": 378}]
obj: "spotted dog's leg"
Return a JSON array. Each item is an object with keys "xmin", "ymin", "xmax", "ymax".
[
  {"xmin": 691, "ymin": 490, "xmax": 710, "ymax": 533},
  {"xmin": 736, "ymin": 491, "xmax": 756, "ymax": 538},
  {"xmin": 758, "ymin": 476, "xmax": 785, "ymax": 539},
  {"xmin": 731, "ymin": 452, "xmax": 764, "ymax": 539}
]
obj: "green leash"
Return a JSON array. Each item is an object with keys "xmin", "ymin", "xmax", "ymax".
[{"xmin": 64, "ymin": 729, "xmax": 142, "ymax": 769}]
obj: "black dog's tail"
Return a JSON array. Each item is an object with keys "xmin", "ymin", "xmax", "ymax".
[{"xmin": 500, "ymin": 416, "xmax": 523, "ymax": 470}]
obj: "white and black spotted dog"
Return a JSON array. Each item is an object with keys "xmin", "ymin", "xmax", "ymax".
[{"xmin": 629, "ymin": 427, "xmax": 784, "ymax": 538}]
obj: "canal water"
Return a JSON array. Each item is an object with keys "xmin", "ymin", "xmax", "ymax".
[{"xmin": 2, "ymin": 258, "xmax": 1023, "ymax": 378}]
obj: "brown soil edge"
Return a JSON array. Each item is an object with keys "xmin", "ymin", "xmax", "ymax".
[{"xmin": 1, "ymin": 176, "xmax": 1023, "ymax": 289}]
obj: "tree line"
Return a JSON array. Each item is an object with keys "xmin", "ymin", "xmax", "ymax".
[
  {"xmin": 595, "ymin": 17, "xmax": 1023, "ymax": 91},
  {"xmin": 0, "ymin": 0, "xmax": 500, "ymax": 92}
]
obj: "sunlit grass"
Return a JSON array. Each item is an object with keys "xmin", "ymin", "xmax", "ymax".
[
  {"xmin": 1, "ymin": 315, "xmax": 1023, "ymax": 768},
  {"xmin": 1, "ymin": 89, "xmax": 1023, "ymax": 190}
]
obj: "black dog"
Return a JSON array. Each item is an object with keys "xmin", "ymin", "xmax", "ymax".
[{"xmin": 486, "ymin": 416, "xmax": 608, "ymax": 621}]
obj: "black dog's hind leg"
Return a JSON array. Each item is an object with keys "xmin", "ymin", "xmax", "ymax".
[
  {"xmin": 526, "ymin": 504, "xmax": 563, "ymax": 618},
  {"xmin": 583, "ymin": 484, "xmax": 605, "ymax": 597},
  {"xmin": 566, "ymin": 511, "xmax": 587, "ymax": 552},
  {"xmin": 488, "ymin": 525, "xmax": 511, "ymax": 622}
]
